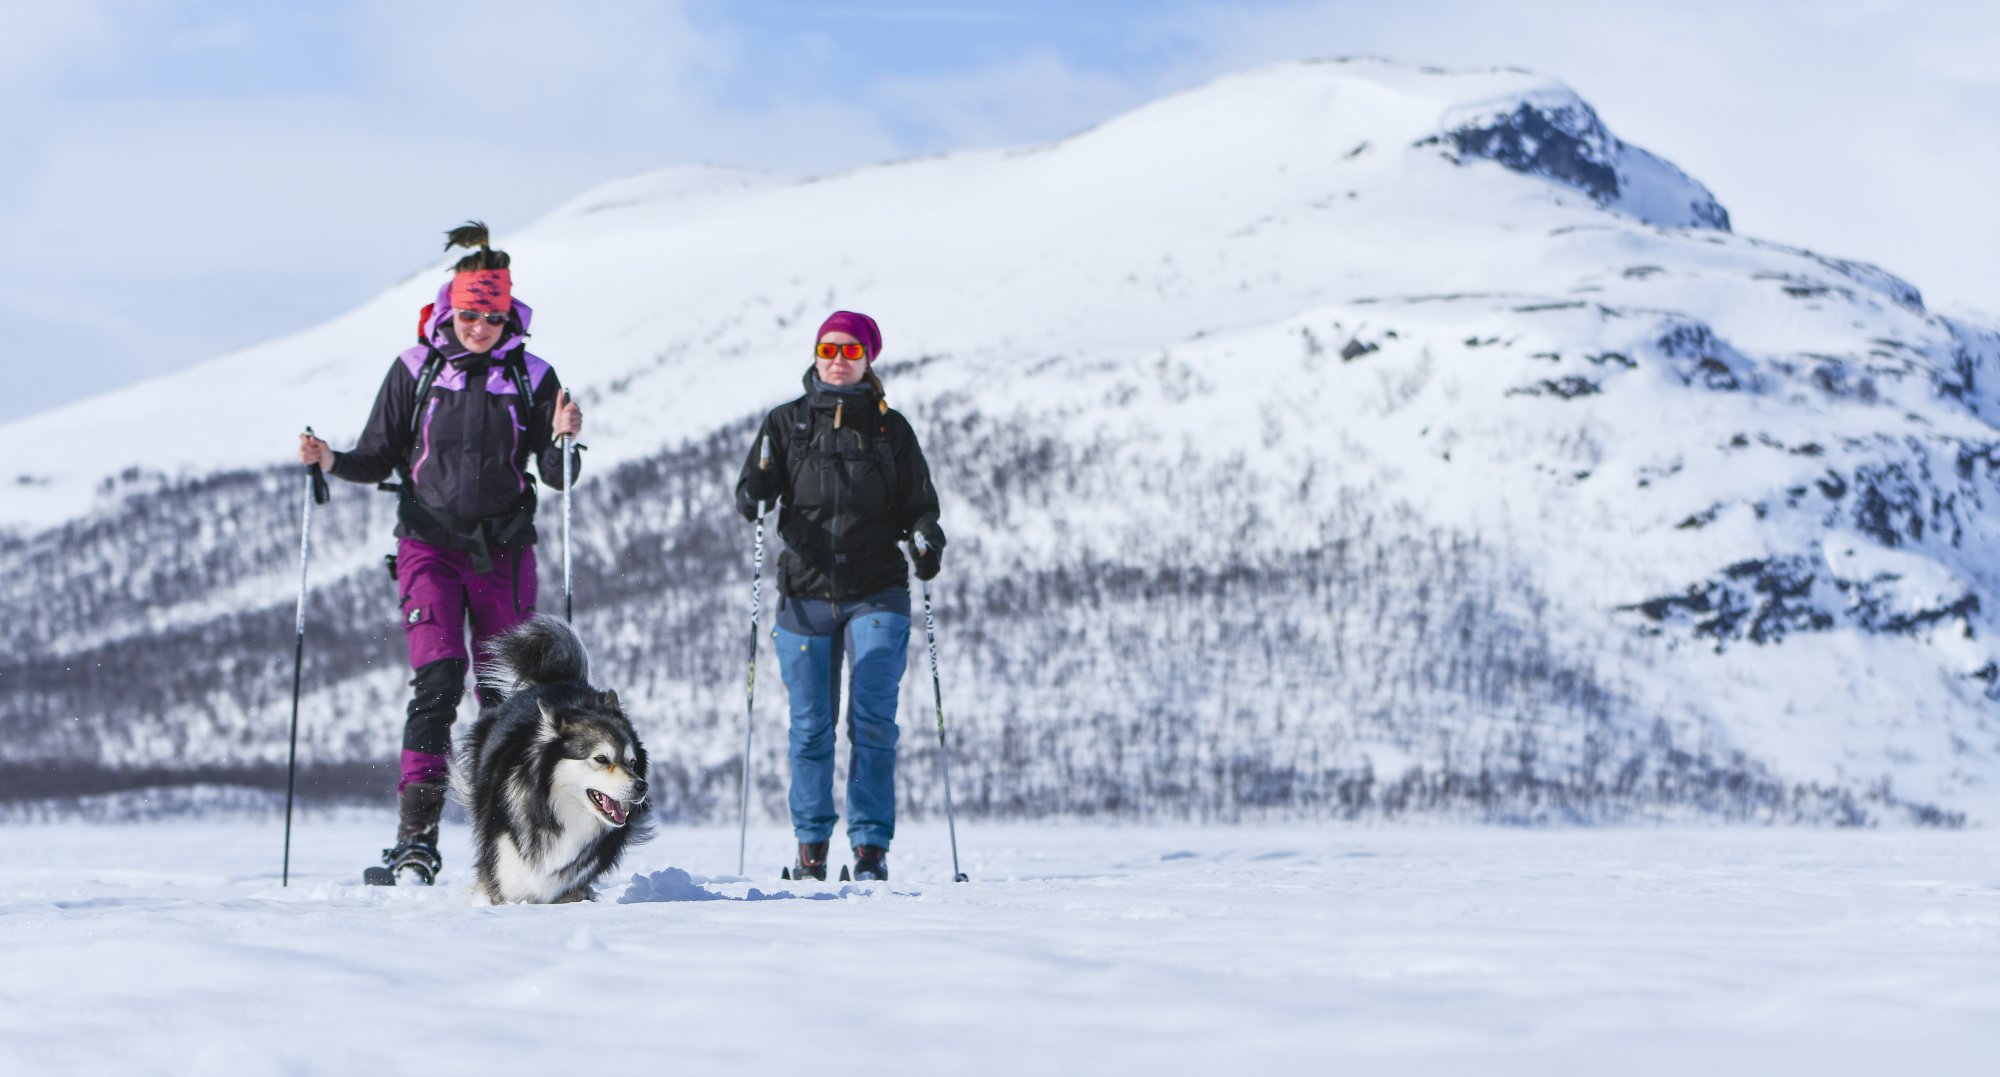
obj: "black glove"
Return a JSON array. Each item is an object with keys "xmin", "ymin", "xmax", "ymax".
[
  {"xmin": 910, "ymin": 519, "xmax": 946, "ymax": 581},
  {"xmin": 738, "ymin": 468, "xmax": 781, "ymax": 522}
]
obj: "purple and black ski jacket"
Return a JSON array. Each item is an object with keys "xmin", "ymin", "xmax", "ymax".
[{"xmin": 330, "ymin": 284, "xmax": 576, "ymax": 563}]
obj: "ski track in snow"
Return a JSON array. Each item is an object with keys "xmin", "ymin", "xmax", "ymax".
[{"xmin": 2, "ymin": 819, "xmax": 1997, "ymax": 1074}]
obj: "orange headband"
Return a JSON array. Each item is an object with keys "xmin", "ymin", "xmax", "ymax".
[{"xmin": 449, "ymin": 268, "xmax": 512, "ymax": 313}]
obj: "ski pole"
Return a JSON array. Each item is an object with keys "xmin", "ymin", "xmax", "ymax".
[
  {"xmin": 283, "ymin": 427, "xmax": 331, "ymax": 887},
  {"xmin": 562, "ymin": 429, "xmax": 576, "ymax": 623},
  {"xmin": 738, "ymin": 434, "xmax": 770, "ymax": 876},
  {"xmin": 912, "ymin": 532, "xmax": 969, "ymax": 883}
]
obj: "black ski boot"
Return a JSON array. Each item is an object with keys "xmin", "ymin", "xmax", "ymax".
[
  {"xmin": 781, "ymin": 841, "xmax": 830, "ymax": 881},
  {"xmin": 851, "ymin": 844, "xmax": 889, "ymax": 882},
  {"xmin": 363, "ymin": 839, "xmax": 442, "ymax": 886},
  {"xmin": 363, "ymin": 778, "xmax": 447, "ymax": 886}
]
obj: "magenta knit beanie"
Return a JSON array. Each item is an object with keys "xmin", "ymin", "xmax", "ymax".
[{"xmin": 817, "ymin": 310, "xmax": 882, "ymax": 360}]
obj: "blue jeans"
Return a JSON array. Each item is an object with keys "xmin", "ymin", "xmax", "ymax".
[{"xmin": 775, "ymin": 592, "xmax": 910, "ymax": 848}]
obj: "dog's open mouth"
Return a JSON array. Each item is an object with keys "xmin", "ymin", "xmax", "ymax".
[{"xmin": 586, "ymin": 789, "xmax": 630, "ymax": 827}]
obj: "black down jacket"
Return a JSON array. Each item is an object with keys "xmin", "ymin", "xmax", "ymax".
[{"xmin": 736, "ymin": 370, "xmax": 943, "ymax": 603}]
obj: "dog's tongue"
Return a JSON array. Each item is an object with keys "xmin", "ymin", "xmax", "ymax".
[{"xmin": 588, "ymin": 789, "xmax": 629, "ymax": 825}]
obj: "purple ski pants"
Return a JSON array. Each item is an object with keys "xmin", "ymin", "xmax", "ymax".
[{"xmin": 396, "ymin": 537, "xmax": 537, "ymax": 790}]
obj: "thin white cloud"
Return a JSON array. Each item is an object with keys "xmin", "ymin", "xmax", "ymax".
[
  {"xmin": 0, "ymin": 3, "xmax": 116, "ymax": 95},
  {"xmin": 0, "ymin": 0, "xmax": 908, "ymax": 423},
  {"xmin": 753, "ymin": 5, "xmax": 1036, "ymax": 23},
  {"xmin": 865, "ymin": 49, "xmax": 1148, "ymax": 149},
  {"xmin": 160, "ymin": 18, "xmax": 259, "ymax": 54},
  {"xmin": 4, "ymin": 0, "xmax": 1996, "ymax": 425}
]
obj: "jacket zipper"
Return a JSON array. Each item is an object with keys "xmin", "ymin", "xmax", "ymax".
[
  {"xmin": 828, "ymin": 403, "xmax": 843, "ymax": 617},
  {"xmin": 411, "ymin": 397, "xmax": 441, "ymax": 487},
  {"xmin": 475, "ymin": 367, "xmax": 490, "ymax": 504},
  {"xmin": 506, "ymin": 402, "xmax": 523, "ymax": 493}
]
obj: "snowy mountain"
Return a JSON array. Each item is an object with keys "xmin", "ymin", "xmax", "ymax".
[{"xmin": 5, "ymin": 58, "xmax": 1998, "ymax": 824}]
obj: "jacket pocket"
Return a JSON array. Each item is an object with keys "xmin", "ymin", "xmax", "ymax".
[
  {"xmin": 841, "ymin": 437, "xmax": 895, "ymax": 518},
  {"xmin": 400, "ymin": 592, "xmax": 434, "ymax": 631}
]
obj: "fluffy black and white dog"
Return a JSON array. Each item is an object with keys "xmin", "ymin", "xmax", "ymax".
[{"xmin": 457, "ymin": 615, "xmax": 651, "ymax": 904}]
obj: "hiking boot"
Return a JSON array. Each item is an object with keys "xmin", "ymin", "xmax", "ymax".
[
  {"xmin": 852, "ymin": 844, "xmax": 889, "ymax": 881},
  {"xmin": 784, "ymin": 841, "xmax": 829, "ymax": 882},
  {"xmin": 364, "ymin": 839, "xmax": 442, "ymax": 886},
  {"xmin": 362, "ymin": 778, "xmax": 448, "ymax": 885},
  {"xmin": 396, "ymin": 778, "xmax": 449, "ymax": 846}
]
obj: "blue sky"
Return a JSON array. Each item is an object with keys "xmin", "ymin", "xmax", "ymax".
[{"xmin": 3, "ymin": 0, "xmax": 1995, "ymax": 424}]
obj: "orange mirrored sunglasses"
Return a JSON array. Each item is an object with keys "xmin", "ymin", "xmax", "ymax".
[{"xmin": 815, "ymin": 342, "xmax": 867, "ymax": 360}]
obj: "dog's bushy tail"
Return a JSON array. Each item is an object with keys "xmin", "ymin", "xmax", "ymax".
[{"xmin": 479, "ymin": 614, "xmax": 589, "ymax": 695}]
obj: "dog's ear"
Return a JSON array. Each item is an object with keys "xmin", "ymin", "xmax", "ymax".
[
  {"xmin": 535, "ymin": 700, "xmax": 563, "ymax": 742},
  {"xmin": 599, "ymin": 689, "xmax": 621, "ymax": 715}
]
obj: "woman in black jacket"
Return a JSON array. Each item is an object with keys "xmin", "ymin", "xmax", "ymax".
[{"xmin": 736, "ymin": 311, "xmax": 944, "ymax": 882}]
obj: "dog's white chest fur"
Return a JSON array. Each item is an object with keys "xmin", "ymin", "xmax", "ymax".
[{"xmin": 489, "ymin": 793, "xmax": 605, "ymax": 903}]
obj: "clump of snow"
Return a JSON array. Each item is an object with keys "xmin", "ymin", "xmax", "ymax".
[
  {"xmin": 618, "ymin": 866, "xmax": 730, "ymax": 902},
  {"xmin": 618, "ymin": 867, "xmax": 883, "ymax": 903}
]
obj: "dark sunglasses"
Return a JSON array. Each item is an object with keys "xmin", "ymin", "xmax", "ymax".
[
  {"xmin": 456, "ymin": 310, "xmax": 508, "ymax": 327},
  {"xmin": 815, "ymin": 342, "xmax": 867, "ymax": 360}
]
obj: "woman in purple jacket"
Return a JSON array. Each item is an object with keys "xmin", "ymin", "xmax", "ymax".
[{"xmin": 299, "ymin": 222, "xmax": 581, "ymax": 885}]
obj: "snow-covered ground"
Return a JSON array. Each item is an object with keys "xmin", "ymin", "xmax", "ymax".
[{"xmin": 3, "ymin": 818, "xmax": 1996, "ymax": 1074}]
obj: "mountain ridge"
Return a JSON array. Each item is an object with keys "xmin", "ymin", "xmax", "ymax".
[{"xmin": 5, "ymin": 58, "xmax": 1996, "ymax": 825}]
